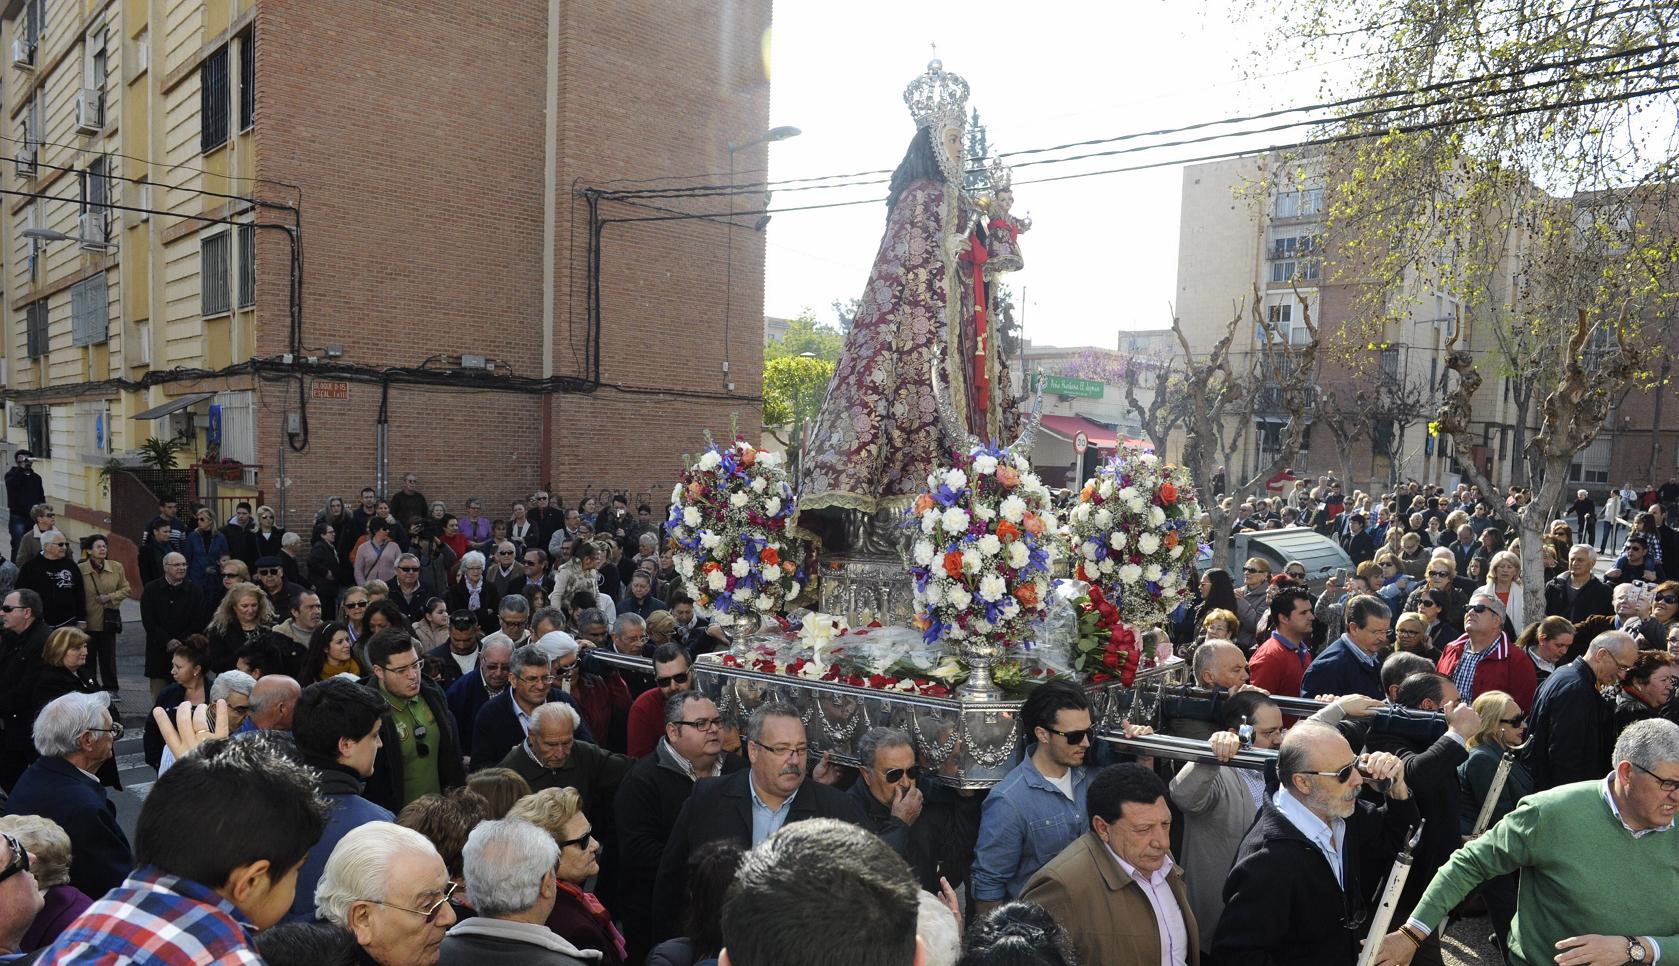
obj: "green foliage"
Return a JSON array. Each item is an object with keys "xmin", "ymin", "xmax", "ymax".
[
  {"xmin": 766, "ymin": 310, "xmax": 844, "ymax": 364},
  {"xmin": 762, "ymin": 355, "xmax": 836, "ymax": 429},
  {"xmin": 138, "ymin": 436, "xmax": 183, "ymax": 471}
]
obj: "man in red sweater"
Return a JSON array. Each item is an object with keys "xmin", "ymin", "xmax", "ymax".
[
  {"xmin": 625, "ymin": 642, "xmax": 695, "ymax": 757},
  {"xmin": 1437, "ymin": 587, "xmax": 1539, "ymax": 711},
  {"xmin": 1249, "ymin": 588, "xmax": 1316, "ymax": 699}
]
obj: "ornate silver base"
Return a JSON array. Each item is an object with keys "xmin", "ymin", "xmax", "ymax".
[{"xmin": 816, "ymin": 553, "xmax": 918, "ymax": 627}]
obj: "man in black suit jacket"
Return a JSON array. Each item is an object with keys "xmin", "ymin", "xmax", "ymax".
[
  {"xmin": 1526, "ymin": 631, "xmax": 1635, "ymax": 791},
  {"xmin": 651, "ymin": 702, "xmax": 865, "ymax": 942},
  {"xmin": 1543, "ymin": 544, "xmax": 1614, "ymax": 622},
  {"xmin": 468, "ymin": 643, "xmax": 593, "ymax": 769}
]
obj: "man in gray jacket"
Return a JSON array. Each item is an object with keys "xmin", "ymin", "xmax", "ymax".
[
  {"xmin": 440, "ymin": 818, "xmax": 600, "ymax": 965},
  {"xmin": 1168, "ymin": 691, "xmax": 1282, "ymax": 958}
]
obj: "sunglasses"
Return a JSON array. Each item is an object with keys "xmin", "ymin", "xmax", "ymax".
[
  {"xmin": 397, "ymin": 566, "xmax": 420, "ymax": 573},
  {"xmin": 256, "ymin": 569, "xmax": 281, "ymax": 576},
  {"xmin": 1242, "ymin": 567, "xmax": 1266, "ymax": 574},
  {"xmin": 1418, "ymin": 599, "xmax": 1439, "ymax": 608},
  {"xmin": 655, "ymin": 671, "xmax": 691, "ymax": 688},
  {"xmin": 1500, "ymin": 712, "xmax": 1528, "ymax": 727},
  {"xmin": 880, "ymin": 764, "xmax": 921, "ymax": 783},
  {"xmin": 556, "ymin": 828, "xmax": 595, "ymax": 852},
  {"xmin": 1042, "ymin": 725, "xmax": 1092, "ymax": 745},
  {"xmin": 345, "ymin": 600, "xmax": 369, "ymax": 609},
  {"xmin": 0, "ymin": 833, "xmax": 29, "ymax": 885},
  {"xmin": 1301, "ymin": 758, "xmax": 1363, "ymax": 783},
  {"xmin": 1466, "ymin": 603, "xmax": 1499, "ymax": 615},
  {"xmin": 1658, "ymin": 595, "xmax": 1679, "ymax": 606},
  {"xmin": 1427, "ymin": 570, "xmax": 1450, "ymax": 578},
  {"xmin": 364, "ymin": 881, "xmax": 457, "ymax": 924}
]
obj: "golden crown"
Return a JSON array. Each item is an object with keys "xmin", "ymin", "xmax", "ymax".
[{"xmin": 903, "ymin": 59, "xmax": 970, "ymax": 132}]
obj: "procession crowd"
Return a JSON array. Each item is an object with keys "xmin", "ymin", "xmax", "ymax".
[{"xmin": 0, "ymin": 455, "xmax": 1674, "ymax": 966}]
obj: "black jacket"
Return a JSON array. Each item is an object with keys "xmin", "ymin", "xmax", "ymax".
[
  {"xmin": 222, "ymin": 524, "xmax": 258, "ymax": 569},
  {"xmin": 3, "ymin": 755, "xmax": 133, "ymax": 898},
  {"xmin": 498, "ymin": 738, "xmax": 632, "ymax": 819},
  {"xmin": 139, "ymin": 577, "xmax": 206, "ymax": 679},
  {"xmin": 651, "ymin": 768, "xmax": 866, "ymax": 943},
  {"xmin": 1525, "ymin": 657, "xmax": 1610, "ymax": 791},
  {"xmin": 17, "ymin": 556, "xmax": 85, "ymax": 628},
  {"xmin": 1298, "ymin": 637, "xmax": 1383, "ymax": 700},
  {"xmin": 425, "ymin": 642, "xmax": 470, "ymax": 691},
  {"xmin": 1358, "ymin": 726, "xmax": 1469, "ymax": 922},
  {"xmin": 390, "ymin": 584, "xmax": 431, "ymax": 623},
  {"xmin": 364, "ymin": 678, "xmax": 465, "ymax": 813},
  {"xmin": 446, "ymin": 580, "xmax": 502, "ymax": 634},
  {"xmin": 0, "ymin": 618, "xmax": 50, "ymax": 775},
  {"xmin": 846, "ymin": 774, "xmax": 982, "ymax": 893},
  {"xmin": 4, "ymin": 468, "xmax": 44, "ymax": 522},
  {"xmin": 468, "ymin": 689, "xmax": 594, "ymax": 771},
  {"xmin": 1543, "ymin": 575, "xmax": 1614, "ymax": 623},
  {"xmin": 1212, "ymin": 795, "xmax": 1419, "ymax": 966}
]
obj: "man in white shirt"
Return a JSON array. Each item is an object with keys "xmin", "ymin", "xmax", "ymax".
[{"xmin": 1021, "ymin": 763, "xmax": 1198, "ymax": 966}]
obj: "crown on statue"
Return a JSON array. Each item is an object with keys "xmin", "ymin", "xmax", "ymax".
[
  {"xmin": 904, "ymin": 59, "xmax": 970, "ymax": 132},
  {"xmin": 986, "ymin": 153, "xmax": 1013, "ymax": 192}
]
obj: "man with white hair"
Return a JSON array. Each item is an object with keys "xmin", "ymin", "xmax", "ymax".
[
  {"xmin": 4, "ymin": 691, "xmax": 132, "ymax": 898},
  {"xmin": 438, "ymin": 818, "xmax": 597, "ymax": 965},
  {"xmin": 157, "ymin": 670, "xmax": 258, "ymax": 775},
  {"xmin": 470, "ymin": 642, "xmax": 593, "ymax": 770},
  {"xmin": 16, "ymin": 529, "xmax": 85, "ymax": 629},
  {"xmin": 1372, "ymin": 718, "xmax": 1679, "ymax": 966},
  {"xmin": 498, "ymin": 701, "xmax": 630, "ymax": 807},
  {"xmin": 486, "ymin": 541, "xmax": 523, "ymax": 600},
  {"xmin": 1543, "ymin": 543, "xmax": 1614, "ymax": 622},
  {"xmin": 1526, "ymin": 628, "xmax": 1638, "ymax": 791},
  {"xmin": 316, "ymin": 822, "xmax": 456, "ymax": 966}
]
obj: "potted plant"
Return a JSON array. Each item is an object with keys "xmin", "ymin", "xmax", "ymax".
[{"xmin": 138, "ymin": 436, "xmax": 183, "ymax": 470}]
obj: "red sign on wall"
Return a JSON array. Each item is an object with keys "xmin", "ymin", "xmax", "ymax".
[{"xmin": 311, "ymin": 380, "xmax": 349, "ymax": 400}]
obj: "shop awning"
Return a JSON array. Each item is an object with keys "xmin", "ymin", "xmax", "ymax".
[
  {"xmin": 1039, "ymin": 414, "xmax": 1119, "ymax": 451},
  {"xmin": 132, "ymin": 392, "xmax": 215, "ymax": 420}
]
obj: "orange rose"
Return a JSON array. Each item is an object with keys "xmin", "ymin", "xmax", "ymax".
[
  {"xmin": 687, "ymin": 481, "xmax": 705, "ymax": 498},
  {"xmin": 996, "ymin": 520, "xmax": 1022, "ymax": 543},
  {"xmin": 759, "ymin": 546, "xmax": 781, "ymax": 566},
  {"xmin": 1079, "ymin": 483, "xmax": 1095, "ymax": 501},
  {"xmin": 782, "ymin": 561, "xmax": 797, "ymax": 574},
  {"xmin": 1164, "ymin": 531, "xmax": 1179, "ymax": 550},
  {"xmin": 739, "ymin": 448, "xmax": 757, "ymax": 467},
  {"xmin": 1014, "ymin": 583, "xmax": 1039, "ymax": 608},
  {"xmin": 915, "ymin": 494, "xmax": 935, "ymax": 514},
  {"xmin": 1159, "ymin": 481, "xmax": 1178, "ymax": 503},
  {"xmin": 703, "ymin": 561, "xmax": 723, "ymax": 573},
  {"xmin": 996, "ymin": 465, "xmax": 1020, "ymax": 488},
  {"xmin": 1022, "ymin": 512, "xmax": 1046, "ymax": 536},
  {"xmin": 942, "ymin": 551, "xmax": 965, "ymax": 580}
]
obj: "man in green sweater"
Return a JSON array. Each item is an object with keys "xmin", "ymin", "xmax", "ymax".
[{"xmin": 1369, "ymin": 718, "xmax": 1679, "ymax": 966}]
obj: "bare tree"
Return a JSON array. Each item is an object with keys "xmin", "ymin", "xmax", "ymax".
[
  {"xmin": 1314, "ymin": 387, "xmax": 1370, "ymax": 496},
  {"xmin": 1124, "ymin": 359, "xmax": 1190, "ymax": 459}
]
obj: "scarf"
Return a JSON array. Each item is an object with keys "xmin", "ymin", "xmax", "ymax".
[{"xmin": 556, "ymin": 881, "xmax": 627, "ymax": 962}]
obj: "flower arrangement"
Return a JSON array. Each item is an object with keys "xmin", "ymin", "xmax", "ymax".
[
  {"xmin": 906, "ymin": 445, "xmax": 1058, "ymax": 648},
  {"xmin": 1065, "ymin": 445, "xmax": 1205, "ymax": 631},
  {"xmin": 1069, "ymin": 585, "xmax": 1149, "ymax": 686},
  {"xmin": 667, "ymin": 435, "xmax": 805, "ymax": 619}
]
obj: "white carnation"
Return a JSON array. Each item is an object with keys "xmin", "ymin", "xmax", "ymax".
[
  {"xmin": 1007, "ymin": 542, "xmax": 1030, "ymax": 568},
  {"xmin": 1126, "ymin": 496, "xmax": 1147, "ymax": 514},
  {"xmin": 1150, "ymin": 506, "xmax": 1167, "ymax": 526},
  {"xmin": 978, "ymin": 573, "xmax": 1007, "ymax": 602},
  {"xmin": 1137, "ymin": 533, "xmax": 1161, "ymax": 554},
  {"xmin": 1117, "ymin": 486, "xmax": 1139, "ymax": 504},
  {"xmin": 1109, "ymin": 532, "xmax": 1127, "ymax": 550},
  {"xmin": 972, "ymin": 618, "xmax": 993, "ymax": 634},
  {"xmin": 1158, "ymin": 569, "xmax": 1178, "ymax": 586},
  {"xmin": 730, "ymin": 558, "xmax": 751, "ymax": 578},
  {"xmin": 763, "ymin": 497, "xmax": 782, "ymax": 517},
  {"xmin": 972, "ymin": 504, "xmax": 997, "ymax": 521},
  {"xmin": 729, "ymin": 491, "xmax": 750, "ymax": 509},
  {"xmin": 923, "ymin": 581, "xmax": 944, "ymax": 606},
  {"xmin": 944, "ymin": 468, "xmax": 968, "ymax": 490},
  {"xmin": 674, "ymin": 554, "xmax": 695, "ymax": 577},
  {"xmin": 1098, "ymin": 558, "xmax": 1116, "ymax": 574},
  {"xmin": 1012, "ymin": 453, "xmax": 1030, "ymax": 471},
  {"xmin": 706, "ymin": 570, "xmax": 727, "ymax": 591},
  {"xmin": 670, "ymin": 484, "xmax": 684, "ymax": 503},
  {"xmin": 977, "ymin": 534, "xmax": 1002, "ymax": 557},
  {"xmin": 1082, "ymin": 543, "xmax": 1100, "ymax": 561},
  {"xmin": 1093, "ymin": 507, "xmax": 1112, "ymax": 529},
  {"xmin": 961, "ymin": 549, "xmax": 982, "ymax": 574},
  {"xmin": 1119, "ymin": 563, "xmax": 1144, "ymax": 584},
  {"xmin": 683, "ymin": 506, "xmax": 702, "ymax": 527},
  {"xmin": 1001, "ymin": 496, "xmax": 1028, "ymax": 523},
  {"xmin": 751, "ymin": 475, "xmax": 767, "ymax": 493},
  {"xmin": 921, "ymin": 511, "xmax": 938, "ymax": 534},
  {"xmin": 946, "ymin": 586, "xmax": 973, "ymax": 610},
  {"xmin": 699, "ymin": 531, "xmax": 722, "ymax": 550},
  {"xmin": 1144, "ymin": 564, "xmax": 1163, "ymax": 582},
  {"xmin": 941, "ymin": 507, "xmax": 970, "ymax": 533},
  {"xmin": 913, "ymin": 540, "xmax": 936, "ymax": 566},
  {"xmin": 761, "ymin": 564, "xmax": 780, "ymax": 582},
  {"xmin": 1022, "ymin": 472, "xmax": 1041, "ymax": 489},
  {"xmin": 1098, "ymin": 480, "xmax": 1115, "ymax": 498},
  {"xmin": 757, "ymin": 450, "xmax": 782, "ymax": 467},
  {"xmin": 698, "ymin": 451, "xmax": 721, "ymax": 471},
  {"xmin": 1170, "ymin": 543, "xmax": 1183, "ymax": 559},
  {"xmin": 756, "ymin": 593, "xmax": 775, "ymax": 611},
  {"xmin": 787, "ymin": 581, "xmax": 801, "ymax": 598},
  {"xmin": 1070, "ymin": 503, "xmax": 1091, "ymax": 523},
  {"xmin": 973, "ymin": 454, "xmax": 998, "ymax": 475},
  {"xmin": 1001, "ymin": 597, "xmax": 1021, "ymax": 619}
]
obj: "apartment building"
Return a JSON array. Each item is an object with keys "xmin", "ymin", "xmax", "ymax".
[{"xmin": 0, "ymin": 0, "xmax": 773, "ymax": 546}]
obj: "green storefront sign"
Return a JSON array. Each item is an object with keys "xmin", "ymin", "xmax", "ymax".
[{"xmin": 1034, "ymin": 373, "xmax": 1105, "ymax": 399}]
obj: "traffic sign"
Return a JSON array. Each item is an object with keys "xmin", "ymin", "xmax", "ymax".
[{"xmin": 1074, "ymin": 431, "xmax": 1089, "ymax": 455}]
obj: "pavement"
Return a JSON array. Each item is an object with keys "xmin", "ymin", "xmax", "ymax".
[{"xmin": 106, "ymin": 598, "xmax": 158, "ymax": 838}]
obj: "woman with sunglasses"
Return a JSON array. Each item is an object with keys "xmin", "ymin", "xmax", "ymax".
[
  {"xmin": 339, "ymin": 587, "xmax": 372, "ymax": 644},
  {"xmin": 1404, "ymin": 556, "xmax": 1466, "ymax": 630},
  {"xmin": 507, "ymin": 786, "xmax": 625, "ymax": 965},
  {"xmin": 1457, "ymin": 689, "xmax": 1532, "ymax": 956},
  {"xmin": 1613, "ymin": 651, "xmax": 1679, "ymax": 740}
]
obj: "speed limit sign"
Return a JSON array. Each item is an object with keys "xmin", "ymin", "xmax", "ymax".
[{"xmin": 1073, "ymin": 431, "xmax": 1088, "ymax": 455}]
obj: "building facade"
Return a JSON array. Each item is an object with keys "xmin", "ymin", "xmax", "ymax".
[{"xmin": 0, "ymin": 0, "xmax": 772, "ymax": 544}]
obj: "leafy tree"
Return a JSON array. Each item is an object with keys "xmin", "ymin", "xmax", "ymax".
[
  {"xmin": 829, "ymin": 298, "xmax": 862, "ymax": 336},
  {"xmin": 762, "ymin": 355, "xmax": 837, "ymax": 477},
  {"xmin": 766, "ymin": 310, "xmax": 844, "ymax": 363}
]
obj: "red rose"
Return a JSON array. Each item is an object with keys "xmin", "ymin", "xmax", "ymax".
[{"xmin": 1101, "ymin": 651, "xmax": 1122, "ymax": 670}]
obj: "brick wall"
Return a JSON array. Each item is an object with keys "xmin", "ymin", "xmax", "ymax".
[{"xmin": 250, "ymin": 0, "xmax": 771, "ymax": 528}]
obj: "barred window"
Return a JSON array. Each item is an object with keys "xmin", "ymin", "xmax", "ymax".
[
  {"xmin": 201, "ymin": 46, "xmax": 230, "ymax": 153},
  {"xmin": 238, "ymin": 222, "xmax": 256, "ymax": 308},
  {"xmin": 71, "ymin": 273, "xmax": 109, "ymax": 346},
  {"xmin": 238, "ymin": 32, "xmax": 255, "ymax": 130},
  {"xmin": 25, "ymin": 300, "xmax": 48, "ymax": 359},
  {"xmin": 202, "ymin": 232, "xmax": 231, "ymax": 316},
  {"xmin": 24, "ymin": 406, "xmax": 51, "ymax": 459}
]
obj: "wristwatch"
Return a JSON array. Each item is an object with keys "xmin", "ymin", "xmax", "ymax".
[{"xmin": 1629, "ymin": 936, "xmax": 1647, "ymax": 962}]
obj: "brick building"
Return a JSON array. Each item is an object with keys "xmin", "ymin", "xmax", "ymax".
[{"xmin": 0, "ymin": 0, "xmax": 772, "ymax": 542}]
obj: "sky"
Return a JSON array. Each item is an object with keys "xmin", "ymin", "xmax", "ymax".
[{"xmin": 759, "ymin": 0, "xmax": 1359, "ymax": 349}]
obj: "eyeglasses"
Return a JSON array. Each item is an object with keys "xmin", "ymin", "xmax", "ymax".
[
  {"xmin": 752, "ymin": 740, "xmax": 808, "ymax": 760},
  {"xmin": 0, "ymin": 833, "xmax": 30, "ymax": 886},
  {"xmin": 1418, "ymin": 599, "xmax": 1440, "ymax": 608},
  {"xmin": 1242, "ymin": 567, "xmax": 1266, "ymax": 574},
  {"xmin": 554, "ymin": 662, "xmax": 578, "ymax": 677},
  {"xmin": 879, "ymin": 764, "xmax": 921, "ymax": 783},
  {"xmin": 1042, "ymin": 725, "xmax": 1092, "ymax": 746},
  {"xmin": 381, "ymin": 658, "xmax": 425, "ymax": 677},
  {"xmin": 1427, "ymin": 570, "xmax": 1450, "ymax": 578},
  {"xmin": 1301, "ymin": 758, "xmax": 1362, "ymax": 783},
  {"xmin": 1499, "ymin": 712, "xmax": 1528, "ymax": 727},
  {"xmin": 656, "ymin": 671, "xmax": 691, "ymax": 688},
  {"xmin": 362, "ymin": 881, "xmax": 457, "ymax": 924},
  {"xmin": 496, "ymin": 549, "xmax": 514, "ymax": 555},
  {"xmin": 518, "ymin": 674, "xmax": 556, "ymax": 686},
  {"xmin": 1466, "ymin": 603, "xmax": 1498, "ymax": 616},
  {"xmin": 556, "ymin": 828, "xmax": 595, "ymax": 852},
  {"xmin": 1632, "ymin": 761, "xmax": 1679, "ymax": 794},
  {"xmin": 344, "ymin": 600, "xmax": 369, "ymax": 609},
  {"xmin": 676, "ymin": 716, "xmax": 722, "ymax": 731},
  {"xmin": 1287, "ymin": 570, "xmax": 1307, "ymax": 579},
  {"xmin": 85, "ymin": 722, "xmax": 125, "ymax": 740}
]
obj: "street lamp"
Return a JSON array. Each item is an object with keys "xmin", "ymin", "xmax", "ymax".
[
  {"xmin": 723, "ymin": 125, "xmax": 802, "ymax": 390},
  {"xmin": 23, "ymin": 226, "xmax": 117, "ymax": 251}
]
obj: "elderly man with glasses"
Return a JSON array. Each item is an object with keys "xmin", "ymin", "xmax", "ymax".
[
  {"xmin": 317, "ymin": 822, "xmax": 457, "ymax": 966},
  {"xmin": 139, "ymin": 552, "xmax": 206, "ymax": 696},
  {"xmin": 439, "ymin": 818, "xmax": 600, "ymax": 966},
  {"xmin": 17, "ymin": 530, "xmax": 85, "ymax": 631},
  {"xmin": 3, "ymin": 691, "xmax": 132, "ymax": 898},
  {"xmin": 468, "ymin": 641, "xmax": 592, "ymax": 772},
  {"xmin": 1372, "ymin": 718, "xmax": 1679, "ymax": 966},
  {"xmin": 1526, "ymin": 629, "xmax": 1639, "ymax": 792}
]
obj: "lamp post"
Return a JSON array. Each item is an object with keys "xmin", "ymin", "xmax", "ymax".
[{"xmin": 723, "ymin": 125, "xmax": 801, "ymax": 391}]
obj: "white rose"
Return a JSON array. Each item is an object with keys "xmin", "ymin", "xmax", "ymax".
[
  {"xmin": 729, "ymin": 491, "xmax": 750, "ymax": 509},
  {"xmin": 751, "ymin": 475, "xmax": 767, "ymax": 493},
  {"xmin": 1119, "ymin": 563, "xmax": 1144, "ymax": 584},
  {"xmin": 924, "ymin": 581, "xmax": 944, "ymax": 606},
  {"xmin": 1001, "ymin": 496, "xmax": 1028, "ymax": 523},
  {"xmin": 1144, "ymin": 564, "xmax": 1163, "ymax": 582},
  {"xmin": 947, "ymin": 587, "xmax": 973, "ymax": 610},
  {"xmin": 961, "ymin": 549, "xmax": 982, "ymax": 574},
  {"xmin": 913, "ymin": 540, "xmax": 935, "ymax": 566},
  {"xmin": 921, "ymin": 511, "xmax": 938, "ymax": 534},
  {"xmin": 763, "ymin": 497, "xmax": 782, "ymax": 517},
  {"xmin": 973, "ymin": 454, "xmax": 998, "ymax": 475},
  {"xmin": 1007, "ymin": 542, "xmax": 1030, "ymax": 568},
  {"xmin": 977, "ymin": 534, "xmax": 1001, "ymax": 557},
  {"xmin": 730, "ymin": 558, "xmax": 751, "ymax": 578},
  {"xmin": 698, "ymin": 451, "xmax": 722, "ymax": 471},
  {"xmin": 944, "ymin": 468, "xmax": 968, "ymax": 490},
  {"xmin": 707, "ymin": 570, "xmax": 727, "ymax": 591},
  {"xmin": 1150, "ymin": 506, "xmax": 1167, "ymax": 526},
  {"xmin": 1093, "ymin": 507, "xmax": 1112, "ymax": 529},
  {"xmin": 941, "ymin": 507, "xmax": 970, "ymax": 533},
  {"xmin": 675, "ymin": 555, "xmax": 695, "ymax": 577},
  {"xmin": 1109, "ymin": 532, "xmax": 1128, "ymax": 550},
  {"xmin": 1137, "ymin": 533, "xmax": 1161, "ymax": 554},
  {"xmin": 978, "ymin": 573, "xmax": 1007, "ymax": 602},
  {"xmin": 683, "ymin": 506, "xmax": 702, "ymax": 527}
]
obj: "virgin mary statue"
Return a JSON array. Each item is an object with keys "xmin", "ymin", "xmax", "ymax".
[{"xmin": 794, "ymin": 60, "xmax": 1029, "ymax": 554}]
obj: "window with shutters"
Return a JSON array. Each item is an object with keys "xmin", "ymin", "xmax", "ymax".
[
  {"xmin": 202, "ymin": 232, "xmax": 231, "ymax": 316},
  {"xmin": 238, "ymin": 32, "xmax": 255, "ymax": 131},
  {"xmin": 24, "ymin": 301, "xmax": 49, "ymax": 359},
  {"xmin": 81, "ymin": 157, "xmax": 111, "ymax": 244},
  {"xmin": 24, "ymin": 406, "xmax": 51, "ymax": 459},
  {"xmin": 70, "ymin": 273, "xmax": 109, "ymax": 347},
  {"xmin": 218, "ymin": 391, "xmax": 255, "ymax": 464},
  {"xmin": 237, "ymin": 222, "xmax": 256, "ymax": 308},
  {"xmin": 201, "ymin": 46, "xmax": 230, "ymax": 153}
]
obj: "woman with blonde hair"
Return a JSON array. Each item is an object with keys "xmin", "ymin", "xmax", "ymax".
[
  {"xmin": 205, "ymin": 581, "xmax": 274, "ymax": 673},
  {"xmin": 1457, "ymin": 689, "xmax": 1531, "ymax": 953},
  {"xmin": 508, "ymin": 787, "xmax": 625, "ymax": 964},
  {"xmin": 0, "ymin": 815, "xmax": 89, "ymax": 951},
  {"xmin": 1392, "ymin": 611, "xmax": 1438, "ymax": 661},
  {"xmin": 1483, "ymin": 549, "xmax": 1525, "ymax": 633}
]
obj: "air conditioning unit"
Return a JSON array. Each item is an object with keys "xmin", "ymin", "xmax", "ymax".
[
  {"xmin": 14, "ymin": 148, "xmax": 36, "ymax": 179},
  {"xmin": 74, "ymin": 89, "xmax": 102, "ymax": 133},
  {"xmin": 10, "ymin": 39, "xmax": 33, "ymax": 71},
  {"xmin": 79, "ymin": 210, "xmax": 109, "ymax": 251}
]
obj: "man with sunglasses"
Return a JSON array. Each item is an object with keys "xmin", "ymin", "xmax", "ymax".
[
  {"xmin": 0, "ymin": 828, "xmax": 43, "ymax": 958},
  {"xmin": 625, "ymin": 643, "xmax": 693, "ymax": 758},
  {"xmin": 1436, "ymin": 589, "xmax": 1538, "ymax": 712},
  {"xmin": 1234, "ymin": 558, "xmax": 1272, "ymax": 650},
  {"xmin": 616, "ymin": 691, "xmax": 744, "ymax": 963},
  {"xmin": 388, "ymin": 554, "xmax": 430, "ymax": 621},
  {"xmin": 4, "ymin": 692, "xmax": 131, "ymax": 899},
  {"xmin": 1526, "ymin": 629, "xmax": 1639, "ymax": 792},
  {"xmin": 848, "ymin": 726, "xmax": 976, "ymax": 896},
  {"xmin": 1373, "ymin": 719, "xmax": 1679, "ymax": 966},
  {"xmin": 363, "ymin": 630, "xmax": 465, "ymax": 814},
  {"xmin": 1213, "ymin": 722, "xmax": 1414, "ymax": 964}
]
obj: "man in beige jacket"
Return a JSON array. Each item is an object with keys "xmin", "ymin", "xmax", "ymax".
[{"xmin": 1020, "ymin": 762, "xmax": 1199, "ymax": 966}]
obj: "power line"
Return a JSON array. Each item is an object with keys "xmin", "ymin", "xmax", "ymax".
[
  {"xmin": 10, "ymin": 148, "xmax": 291, "ymax": 212},
  {"xmin": 0, "ymin": 129, "xmax": 304, "ymax": 198}
]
